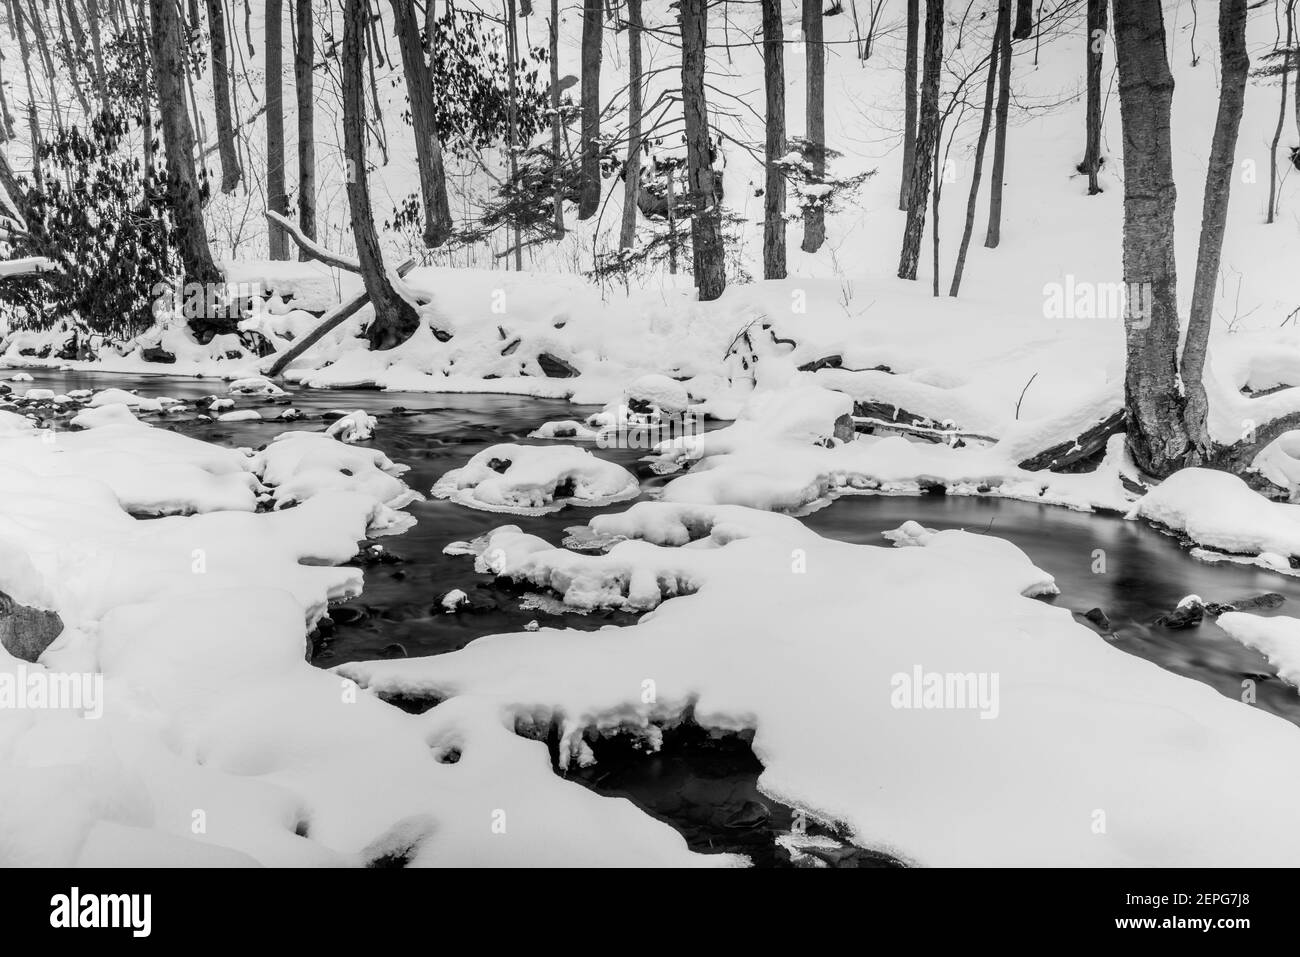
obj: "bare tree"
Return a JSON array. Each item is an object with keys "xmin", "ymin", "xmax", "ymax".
[
  {"xmin": 761, "ymin": 0, "xmax": 786, "ymax": 279},
  {"xmin": 1082, "ymin": 0, "xmax": 1106, "ymax": 194},
  {"xmin": 898, "ymin": 0, "xmax": 942, "ymax": 280},
  {"xmin": 984, "ymin": 0, "xmax": 1011, "ymax": 247},
  {"xmin": 342, "ymin": 0, "xmax": 421, "ymax": 349},
  {"xmin": 577, "ymin": 0, "xmax": 602, "ymax": 219},
  {"xmin": 681, "ymin": 0, "xmax": 724, "ymax": 300},
  {"xmin": 1268, "ymin": 0, "xmax": 1294, "ymax": 224},
  {"xmin": 1012, "ymin": 0, "xmax": 1032, "ymax": 39},
  {"xmin": 266, "ymin": 0, "xmax": 289, "ymax": 258},
  {"xmin": 388, "ymin": 0, "xmax": 453, "ymax": 247},
  {"xmin": 207, "ymin": 0, "xmax": 241, "ymax": 192},
  {"xmin": 1113, "ymin": 0, "xmax": 1185, "ymax": 476},
  {"xmin": 949, "ymin": 15, "xmax": 1000, "ymax": 296},
  {"xmin": 1181, "ymin": 0, "xmax": 1248, "ymax": 459},
  {"xmin": 551, "ymin": 0, "xmax": 565, "ymax": 238},
  {"xmin": 619, "ymin": 0, "xmax": 642, "ymax": 249},
  {"xmin": 293, "ymin": 0, "xmax": 316, "ymax": 243},
  {"xmin": 802, "ymin": 0, "xmax": 825, "ymax": 252},
  {"xmin": 899, "ymin": 0, "xmax": 918, "ymax": 210}
]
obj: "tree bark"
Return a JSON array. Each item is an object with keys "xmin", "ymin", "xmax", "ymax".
[
  {"xmin": 294, "ymin": 0, "xmax": 315, "ymax": 243},
  {"xmin": 577, "ymin": 0, "xmax": 602, "ymax": 219},
  {"xmin": 1181, "ymin": 0, "xmax": 1248, "ymax": 460},
  {"xmin": 619, "ymin": 0, "xmax": 642, "ymax": 249},
  {"xmin": 761, "ymin": 0, "xmax": 785, "ymax": 279},
  {"xmin": 266, "ymin": 0, "xmax": 289, "ymax": 258},
  {"xmin": 150, "ymin": 0, "xmax": 223, "ymax": 315},
  {"xmin": 1012, "ymin": 0, "xmax": 1032, "ymax": 40},
  {"xmin": 984, "ymin": 0, "xmax": 1011, "ymax": 247},
  {"xmin": 802, "ymin": 0, "xmax": 825, "ymax": 252},
  {"xmin": 342, "ymin": 0, "xmax": 421, "ymax": 350},
  {"xmin": 949, "ymin": 15, "xmax": 999, "ymax": 296},
  {"xmin": 1113, "ymin": 0, "xmax": 1187, "ymax": 476},
  {"xmin": 207, "ymin": 0, "xmax": 241, "ymax": 192},
  {"xmin": 1083, "ymin": 0, "xmax": 1106, "ymax": 194},
  {"xmin": 550, "ymin": 0, "xmax": 565, "ymax": 238},
  {"xmin": 388, "ymin": 0, "xmax": 453, "ymax": 247},
  {"xmin": 898, "ymin": 0, "xmax": 942, "ymax": 280},
  {"xmin": 680, "ymin": 0, "xmax": 725, "ymax": 300},
  {"xmin": 899, "ymin": 0, "xmax": 918, "ymax": 210}
]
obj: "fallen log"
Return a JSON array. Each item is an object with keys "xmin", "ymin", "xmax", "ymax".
[
  {"xmin": 851, "ymin": 400, "xmax": 998, "ymax": 445},
  {"xmin": 1017, "ymin": 408, "xmax": 1126, "ymax": 472},
  {"xmin": 264, "ymin": 257, "xmax": 418, "ymax": 377},
  {"xmin": 266, "ymin": 209, "xmax": 361, "ymax": 272}
]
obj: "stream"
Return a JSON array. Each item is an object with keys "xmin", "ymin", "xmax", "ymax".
[{"xmin": 17, "ymin": 368, "xmax": 1300, "ymax": 866}]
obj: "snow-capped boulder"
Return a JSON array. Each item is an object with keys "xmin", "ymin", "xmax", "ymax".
[{"xmin": 432, "ymin": 444, "xmax": 640, "ymax": 515}]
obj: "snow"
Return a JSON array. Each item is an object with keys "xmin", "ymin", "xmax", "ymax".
[
  {"xmin": 1219, "ymin": 614, "xmax": 1300, "ymax": 689},
  {"xmin": 217, "ymin": 409, "xmax": 262, "ymax": 422},
  {"xmin": 325, "ymin": 410, "xmax": 377, "ymax": 443},
  {"xmin": 87, "ymin": 388, "xmax": 163, "ymax": 412},
  {"xmin": 432, "ymin": 443, "xmax": 641, "ymax": 515},
  {"xmin": 229, "ymin": 376, "xmax": 288, "ymax": 397}
]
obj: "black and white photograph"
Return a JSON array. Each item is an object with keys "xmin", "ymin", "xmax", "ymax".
[{"xmin": 0, "ymin": 0, "xmax": 1291, "ymax": 935}]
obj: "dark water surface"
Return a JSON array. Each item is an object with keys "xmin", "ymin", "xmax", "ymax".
[{"xmin": 18, "ymin": 368, "xmax": 1300, "ymax": 864}]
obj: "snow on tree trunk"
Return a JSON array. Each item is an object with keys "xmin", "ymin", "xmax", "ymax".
[
  {"xmin": 801, "ymin": 0, "xmax": 825, "ymax": 253},
  {"xmin": 1113, "ymin": 0, "xmax": 1188, "ymax": 477},
  {"xmin": 389, "ymin": 0, "xmax": 452, "ymax": 248},
  {"xmin": 577, "ymin": 0, "xmax": 602, "ymax": 220},
  {"xmin": 342, "ymin": 0, "xmax": 420, "ymax": 350},
  {"xmin": 1182, "ymin": 0, "xmax": 1249, "ymax": 460},
  {"xmin": 761, "ymin": 0, "xmax": 785, "ymax": 280},
  {"xmin": 897, "ymin": 0, "xmax": 941, "ymax": 281},
  {"xmin": 680, "ymin": 0, "xmax": 725, "ymax": 301}
]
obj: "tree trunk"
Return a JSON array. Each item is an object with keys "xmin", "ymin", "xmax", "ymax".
[
  {"xmin": 1113, "ymin": 0, "xmax": 1187, "ymax": 476},
  {"xmin": 388, "ymin": 0, "xmax": 453, "ymax": 247},
  {"xmin": 577, "ymin": 0, "xmax": 602, "ymax": 219},
  {"xmin": 619, "ymin": 0, "xmax": 642, "ymax": 249},
  {"xmin": 761, "ymin": 0, "xmax": 785, "ymax": 279},
  {"xmin": 150, "ymin": 0, "xmax": 224, "ymax": 318},
  {"xmin": 550, "ymin": 0, "xmax": 565, "ymax": 238},
  {"xmin": 680, "ymin": 0, "xmax": 725, "ymax": 300},
  {"xmin": 266, "ymin": 0, "xmax": 289, "ymax": 258},
  {"xmin": 84, "ymin": 0, "xmax": 110, "ymax": 114},
  {"xmin": 1181, "ymin": 0, "xmax": 1248, "ymax": 460},
  {"xmin": 294, "ymin": 0, "xmax": 315, "ymax": 243},
  {"xmin": 504, "ymin": 0, "xmax": 522, "ymax": 268},
  {"xmin": 207, "ymin": 0, "xmax": 241, "ymax": 192},
  {"xmin": 984, "ymin": 0, "xmax": 1011, "ymax": 247},
  {"xmin": 343, "ymin": 0, "xmax": 421, "ymax": 350},
  {"xmin": 1012, "ymin": 0, "xmax": 1032, "ymax": 40},
  {"xmin": 949, "ymin": 15, "xmax": 999, "ymax": 296},
  {"xmin": 1267, "ymin": 1, "xmax": 1293, "ymax": 225},
  {"xmin": 898, "ymin": 0, "xmax": 942, "ymax": 280},
  {"xmin": 802, "ymin": 0, "xmax": 825, "ymax": 252},
  {"xmin": 899, "ymin": 0, "xmax": 918, "ymax": 210},
  {"xmin": 1083, "ymin": 0, "xmax": 1106, "ymax": 194}
]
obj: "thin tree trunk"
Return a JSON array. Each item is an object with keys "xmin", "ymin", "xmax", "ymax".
[
  {"xmin": 1113, "ymin": 0, "xmax": 1187, "ymax": 476},
  {"xmin": 206, "ymin": 0, "xmax": 241, "ymax": 192},
  {"xmin": 949, "ymin": 17, "xmax": 999, "ymax": 296},
  {"xmin": 1083, "ymin": 0, "xmax": 1106, "ymax": 194},
  {"xmin": 1268, "ymin": 1, "xmax": 1293, "ymax": 225},
  {"xmin": 802, "ymin": 0, "xmax": 825, "ymax": 252},
  {"xmin": 984, "ymin": 0, "xmax": 1011, "ymax": 247},
  {"xmin": 1012, "ymin": 0, "xmax": 1032, "ymax": 39},
  {"xmin": 1181, "ymin": 0, "xmax": 1249, "ymax": 460},
  {"xmin": 150, "ymin": 0, "xmax": 224, "ymax": 325},
  {"xmin": 84, "ymin": 0, "xmax": 110, "ymax": 113},
  {"xmin": 388, "ymin": 0, "xmax": 453, "ymax": 247},
  {"xmin": 12, "ymin": 5, "xmax": 40, "ymax": 179},
  {"xmin": 898, "ymin": 0, "xmax": 942, "ymax": 280},
  {"xmin": 294, "ymin": 0, "xmax": 315, "ymax": 242},
  {"xmin": 619, "ymin": 0, "xmax": 642, "ymax": 249},
  {"xmin": 342, "ymin": 0, "xmax": 421, "ymax": 350},
  {"xmin": 505, "ymin": 0, "xmax": 522, "ymax": 268},
  {"xmin": 900, "ymin": 0, "xmax": 918, "ymax": 210},
  {"xmin": 681, "ymin": 0, "xmax": 724, "ymax": 299},
  {"xmin": 265, "ymin": 0, "xmax": 289, "ymax": 257},
  {"xmin": 577, "ymin": 0, "xmax": 602, "ymax": 219},
  {"xmin": 550, "ymin": 0, "xmax": 565, "ymax": 238},
  {"xmin": 761, "ymin": 0, "xmax": 785, "ymax": 279}
]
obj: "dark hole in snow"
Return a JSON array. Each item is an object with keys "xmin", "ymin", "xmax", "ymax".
[
  {"xmin": 553, "ymin": 476, "xmax": 577, "ymax": 499},
  {"xmin": 486, "ymin": 457, "xmax": 511, "ymax": 473}
]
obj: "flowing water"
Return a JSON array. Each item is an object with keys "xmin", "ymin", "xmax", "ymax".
[{"xmin": 18, "ymin": 368, "xmax": 1300, "ymax": 865}]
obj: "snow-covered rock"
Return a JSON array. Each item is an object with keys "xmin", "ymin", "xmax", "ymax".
[
  {"xmin": 325, "ymin": 410, "xmax": 376, "ymax": 443},
  {"xmin": 432, "ymin": 444, "xmax": 640, "ymax": 515}
]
